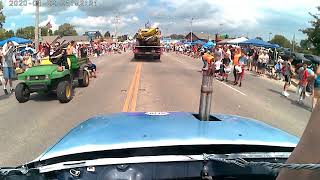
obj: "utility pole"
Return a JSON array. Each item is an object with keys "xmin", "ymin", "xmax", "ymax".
[
  {"xmin": 190, "ymin": 17, "xmax": 194, "ymax": 42},
  {"xmin": 113, "ymin": 15, "xmax": 121, "ymax": 39},
  {"xmin": 292, "ymin": 33, "xmax": 295, "ymax": 52},
  {"xmin": 35, "ymin": 0, "xmax": 40, "ymax": 51},
  {"xmin": 269, "ymin": 32, "xmax": 272, "ymax": 42}
]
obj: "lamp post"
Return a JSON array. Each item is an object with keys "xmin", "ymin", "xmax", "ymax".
[
  {"xmin": 190, "ymin": 17, "xmax": 194, "ymax": 43},
  {"xmin": 269, "ymin": 32, "xmax": 272, "ymax": 42}
]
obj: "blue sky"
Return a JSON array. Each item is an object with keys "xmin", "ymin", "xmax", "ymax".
[{"xmin": 2, "ymin": 0, "xmax": 319, "ymax": 42}]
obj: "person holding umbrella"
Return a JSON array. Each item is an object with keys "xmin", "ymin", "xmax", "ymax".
[{"xmin": 1, "ymin": 41, "xmax": 16, "ymax": 94}]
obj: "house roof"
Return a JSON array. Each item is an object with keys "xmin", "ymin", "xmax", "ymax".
[{"xmin": 192, "ymin": 32, "xmax": 214, "ymax": 40}]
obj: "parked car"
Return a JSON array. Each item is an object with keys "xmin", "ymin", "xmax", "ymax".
[
  {"xmin": 290, "ymin": 52, "xmax": 310, "ymax": 66},
  {"xmin": 304, "ymin": 54, "xmax": 320, "ymax": 65}
]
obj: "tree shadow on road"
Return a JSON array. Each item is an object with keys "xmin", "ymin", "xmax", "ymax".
[
  {"xmin": 268, "ymin": 88, "xmax": 312, "ymax": 112},
  {"xmin": 130, "ymin": 58, "xmax": 161, "ymax": 63}
]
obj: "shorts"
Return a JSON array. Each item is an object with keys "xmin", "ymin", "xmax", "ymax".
[
  {"xmin": 298, "ymin": 85, "xmax": 307, "ymax": 94},
  {"xmin": 284, "ymin": 75, "xmax": 291, "ymax": 84},
  {"xmin": 314, "ymin": 88, "xmax": 320, "ymax": 98},
  {"xmin": 88, "ymin": 64, "xmax": 96, "ymax": 71},
  {"xmin": 247, "ymin": 57, "xmax": 253, "ymax": 64},
  {"xmin": 262, "ymin": 63, "xmax": 267, "ymax": 69},
  {"xmin": 3, "ymin": 67, "xmax": 14, "ymax": 80}
]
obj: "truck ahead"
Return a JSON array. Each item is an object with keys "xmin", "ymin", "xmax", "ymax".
[{"xmin": 133, "ymin": 27, "xmax": 162, "ymax": 60}]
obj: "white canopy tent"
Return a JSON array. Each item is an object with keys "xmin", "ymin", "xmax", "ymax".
[{"xmin": 227, "ymin": 37, "xmax": 248, "ymax": 44}]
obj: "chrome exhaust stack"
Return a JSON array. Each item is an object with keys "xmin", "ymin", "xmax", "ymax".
[{"xmin": 198, "ymin": 70, "xmax": 214, "ymax": 121}]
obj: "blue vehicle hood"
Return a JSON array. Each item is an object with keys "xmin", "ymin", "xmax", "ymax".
[{"xmin": 35, "ymin": 112, "xmax": 299, "ymax": 161}]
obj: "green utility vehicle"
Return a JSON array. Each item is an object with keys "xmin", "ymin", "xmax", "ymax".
[{"xmin": 15, "ymin": 54, "xmax": 90, "ymax": 103}]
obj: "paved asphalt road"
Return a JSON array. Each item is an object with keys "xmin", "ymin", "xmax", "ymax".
[{"xmin": 0, "ymin": 51, "xmax": 312, "ymax": 166}]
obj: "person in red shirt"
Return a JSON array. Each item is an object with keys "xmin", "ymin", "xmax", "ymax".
[{"xmin": 297, "ymin": 63, "xmax": 309, "ymax": 104}]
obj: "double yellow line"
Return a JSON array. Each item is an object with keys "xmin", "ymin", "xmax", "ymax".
[{"xmin": 122, "ymin": 63, "xmax": 142, "ymax": 112}]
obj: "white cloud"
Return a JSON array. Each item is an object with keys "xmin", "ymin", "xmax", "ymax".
[
  {"xmin": 132, "ymin": 16, "xmax": 139, "ymax": 21},
  {"xmin": 70, "ymin": 16, "xmax": 112, "ymax": 28},
  {"xmin": 39, "ymin": 15, "xmax": 59, "ymax": 31},
  {"xmin": 152, "ymin": 22, "xmax": 160, "ymax": 28},
  {"xmin": 10, "ymin": 23, "xmax": 16, "ymax": 28}
]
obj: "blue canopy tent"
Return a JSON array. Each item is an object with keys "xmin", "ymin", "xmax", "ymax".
[
  {"xmin": 202, "ymin": 41, "xmax": 215, "ymax": 49},
  {"xmin": 0, "ymin": 36, "xmax": 32, "ymax": 46},
  {"xmin": 239, "ymin": 39, "xmax": 279, "ymax": 48},
  {"xmin": 184, "ymin": 41, "xmax": 192, "ymax": 45},
  {"xmin": 192, "ymin": 40, "xmax": 205, "ymax": 45}
]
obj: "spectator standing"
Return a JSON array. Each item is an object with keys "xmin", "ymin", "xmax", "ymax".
[
  {"xmin": 1, "ymin": 41, "xmax": 16, "ymax": 94},
  {"xmin": 274, "ymin": 59, "xmax": 282, "ymax": 80},
  {"xmin": 252, "ymin": 49, "xmax": 259, "ymax": 72},
  {"xmin": 297, "ymin": 62, "xmax": 309, "ymax": 104},
  {"xmin": 262, "ymin": 50, "xmax": 269, "ymax": 75},
  {"xmin": 282, "ymin": 57, "xmax": 294, "ymax": 97},
  {"xmin": 233, "ymin": 47, "xmax": 241, "ymax": 85},
  {"xmin": 247, "ymin": 47, "xmax": 254, "ymax": 71}
]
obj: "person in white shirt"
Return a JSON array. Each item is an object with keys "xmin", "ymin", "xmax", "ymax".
[
  {"xmin": 214, "ymin": 59, "xmax": 222, "ymax": 79},
  {"xmin": 262, "ymin": 51, "xmax": 269, "ymax": 75}
]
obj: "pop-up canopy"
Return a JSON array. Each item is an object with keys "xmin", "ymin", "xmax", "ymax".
[
  {"xmin": 0, "ymin": 36, "xmax": 32, "ymax": 46},
  {"xmin": 239, "ymin": 38, "xmax": 279, "ymax": 48}
]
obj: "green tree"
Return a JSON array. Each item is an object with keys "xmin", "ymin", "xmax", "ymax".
[
  {"xmin": 270, "ymin": 34, "xmax": 291, "ymax": 48},
  {"xmin": 5, "ymin": 30, "xmax": 14, "ymax": 37},
  {"xmin": 48, "ymin": 29, "xmax": 53, "ymax": 36},
  {"xmin": 300, "ymin": 39, "xmax": 312, "ymax": 49},
  {"xmin": 41, "ymin": 27, "xmax": 49, "ymax": 36},
  {"xmin": 54, "ymin": 23, "xmax": 78, "ymax": 36},
  {"xmin": 16, "ymin": 26, "xmax": 35, "ymax": 39},
  {"xmin": 0, "ymin": 1, "xmax": 6, "ymax": 28},
  {"xmin": 104, "ymin": 31, "xmax": 111, "ymax": 38},
  {"xmin": 255, "ymin": 37, "xmax": 263, "ymax": 41},
  {"xmin": 0, "ymin": 28, "xmax": 7, "ymax": 40},
  {"xmin": 117, "ymin": 35, "xmax": 128, "ymax": 42},
  {"xmin": 301, "ymin": 6, "xmax": 320, "ymax": 55}
]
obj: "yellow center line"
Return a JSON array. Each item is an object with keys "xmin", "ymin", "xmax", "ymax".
[
  {"xmin": 130, "ymin": 63, "xmax": 142, "ymax": 112},
  {"xmin": 122, "ymin": 62, "xmax": 142, "ymax": 112}
]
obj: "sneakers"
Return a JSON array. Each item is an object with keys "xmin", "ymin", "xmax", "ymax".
[
  {"xmin": 297, "ymin": 99, "xmax": 303, "ymax": 104},
  {"xmin": 282, "ymin": 91, "xmax": 290, "ymax": 97},
  {"xmin": 10, "ymin": 88, "xmax": 14, "ymax": 93},
  {"xmin": 3, "ymin": 89, "xmax": 8, "ymax": 95}
]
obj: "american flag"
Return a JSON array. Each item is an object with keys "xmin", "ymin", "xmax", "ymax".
[{"xmin": 46, "ymin": 21, "xmax": 52, "ymax": 29}]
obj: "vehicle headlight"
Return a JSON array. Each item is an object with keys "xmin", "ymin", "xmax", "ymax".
[{"xmin": 45, "ymin": 75, "xmax": 50, "ymax": 79}]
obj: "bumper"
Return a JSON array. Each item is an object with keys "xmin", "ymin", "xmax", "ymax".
[
  {"xmin": 29, "ymin": 83, "xmax": 48, "ymax": 91},
  {"xmin": 25, "ymin": 80, "xmax": 51, "ymax": 92},
  {"xmin": 135, "ymin": 52, "xmax": 161, "ymax": 56}
]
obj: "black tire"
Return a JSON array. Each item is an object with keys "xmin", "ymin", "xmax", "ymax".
[
  {"xmin": 15, "ymin": 83, "xmax": 30, "ymax": 103},
  {"xmin": 57, "ymin": 81, "xmax": 73, "ymax": 103},
  {"xmin": 78, "ymin": 70, "xmax": 90, "ymax": 87}
]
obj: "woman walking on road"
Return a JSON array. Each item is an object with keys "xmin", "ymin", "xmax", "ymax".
[{"xmin": 313, "ymin": 64, "xmax": 320, "ymax": 111}]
